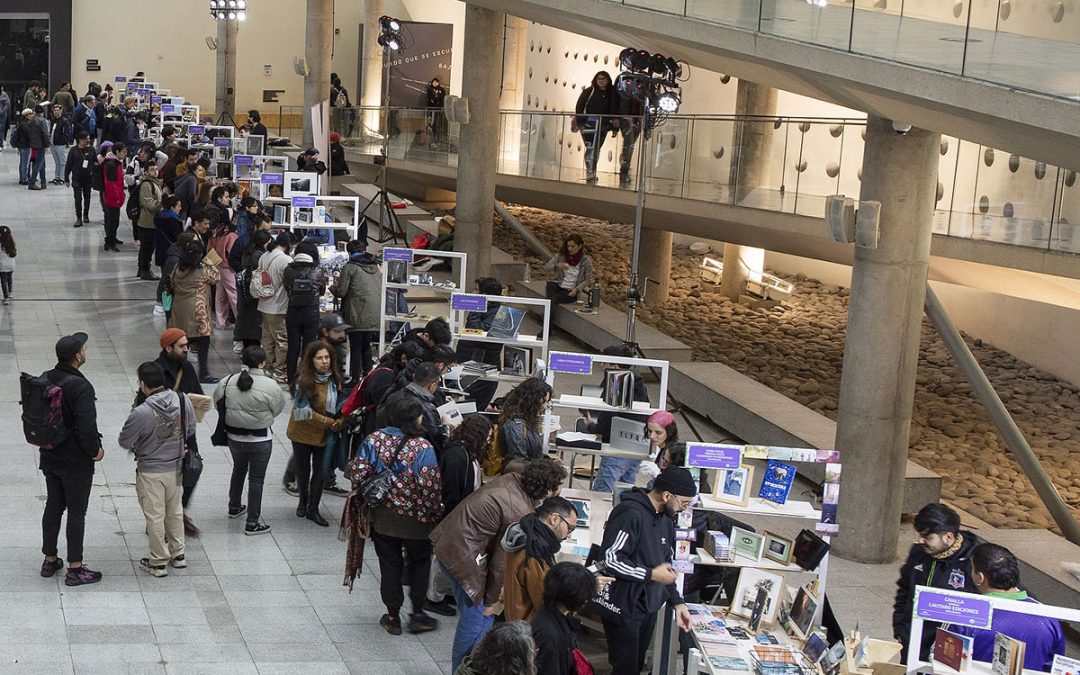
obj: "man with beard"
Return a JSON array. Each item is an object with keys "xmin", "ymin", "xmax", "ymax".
[
  {"xmin": 893, "ymin": 503, "xmax": 982, "ymax": 662},
  {"xmin": 597, "ymin": 466, "xmax": 695, "ymax": 675},
  {"xmin": 153, "ymin": 328, "xmax": 212, "ymax": 534}
]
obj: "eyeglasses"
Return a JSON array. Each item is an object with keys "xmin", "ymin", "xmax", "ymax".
[{"xmin": 558, "ymin": 514, "xmax": 577, "ymax": 534}]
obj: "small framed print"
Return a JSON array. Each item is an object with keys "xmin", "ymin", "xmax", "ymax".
[
  {"xmin": 763, "ymin": 531, "xmax": 794, "ymax": 566},
  {"xmin": 731, "ymin": 526, "xmax": 765, "ymax": 561},
  {"xmin": 730, "ymin": 567, "xmax": 786, "ymax": 627},
  {"xmin": 713, "ymin": 465, "xmax": 754, "ymax": 506}
]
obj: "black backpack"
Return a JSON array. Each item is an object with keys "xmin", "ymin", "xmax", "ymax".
[
  {"xmin": 19, "ymin": 372, "xmax": 74, "ymax": 450},
  {"xmin": 288, "ymin": 265, "xmax": 320, "ymax": 308}
]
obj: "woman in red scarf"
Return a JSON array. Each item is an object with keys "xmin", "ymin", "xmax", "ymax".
[{"xmin": 543, "ymin": 233, "xmax": 594, "ymax": 304}]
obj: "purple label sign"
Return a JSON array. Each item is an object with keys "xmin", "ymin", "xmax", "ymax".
[
  {"xmin": 451, "ymin": 294, "xmax": 488, "ymax": 313},
  {"xmin": 214, "ymin": 137, "xmax": 231, "ymax": 147},
  {"xmin": 686, "ymin": 444, "xmax": 742, "ymax": 470},
  {"xmin": 161, "ymin": 105, "xmax": 177, "ymax": 114},
  {"xmin": 115, "ymin": 76, "xmax": 127, "ymax": 83},
  {"xmin": 382, "ymin": 248, "xmax": 414, "ymax": 262},
  {"xmin": 234, "ymin": 155, "xmax": 254, "ymax": 166},
  {"xmin": 915, "ymin": 589, "xmax": 993, "ymax": 628},
  {"xmin": 151, "ymin": 96, "xmax": 162, "ymax": 104},
  {"xmin": 260, "ymin": 173, "xmax": 283, "ymax": 185},
  {"xmin": 549, "ymin": 352, "xmax": 592, "ymax": 375},
  {"xmin": 138, "ymin": 89, "xmax": 149, "ymax": 96},
  {"xmin": 291, "ymin": 196, "xmax": 317, "ymax": 208},
  {"xmin": 188, "ymin": 125, "xmax": 205, "ymax": 135}
]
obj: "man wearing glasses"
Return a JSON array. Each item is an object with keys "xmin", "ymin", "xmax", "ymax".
[
  {"xmin": 597, "ymin": 466, "xmax": 697, "ymax": 675},
  {"xmin": 500, "ymin": 496, "xmax": 580, "ymax": 622}
]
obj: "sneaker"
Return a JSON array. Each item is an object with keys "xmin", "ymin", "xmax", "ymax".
[
  {"xmin": 407, "ymin": 612, "xmax": 438, "ymax": 634},
  {"xmin": 139, "ymin": 270, "xmax": 161, "ymax": 281},
  {"xmin": 619, "ymin": 173, "xmax": 632, "ymax": 186},
  {"xmin": 323, "ymin": 482, "xmax": 349, "ymax": 497},
  {"xmin": 423, "ymin": 598, "xmax": 457, "ymax": 617},
  {"xmin": 2, "ymin": 299, "xmax": 8, "ymax": 306},
  {"xmin": 169, "ymin": 555, "xmax": 187, "ymax": 569},
  {"xmin": 232, "ymin": 341, "xmax": 244, "ymax": 354},
  {"xmin": 245, "ymin": 522, "xmax": 272, "ymax": 536},
  {"xmin": 139, "ymin": 558, "xmax": 168, "ymax": 577},
  {"xmin": 379, "ymin": 613, "xmax": 403, "ymax": 636},
  {"xmin": 283, "ymin": 482, "xmax": 299, "ymax": 497},
  {"xmin": 40, "ymin": 557, "xmax": 64, "ymax": 578},
  {"xmin": 200, "ymin": 374, "xmax": 220, "ymax": 384},
  {"xmin": 228, "ymin": 504, "xmax": 248, "ymax": 519},
  {"xmin": 153, "ymin": 304, "xmax": 166, "ymax": 317},
  {"xmin": 64, "ymin": 566, "xmax": 103, "ymax": 586}
]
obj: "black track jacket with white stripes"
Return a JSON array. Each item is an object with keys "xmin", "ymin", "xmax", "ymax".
[{"xmin": 598, "ymin": 488, "xmax": 684, "ymax": 622}]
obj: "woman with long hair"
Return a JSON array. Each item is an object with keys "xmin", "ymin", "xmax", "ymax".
[
  {"xmin": 573, "ymin": 70, "xmax": 618, "ymax": 183},
  {"xmin": 646, "ymin": 410, "xmax": 680, "ymax": 469},
  {"xmin": 286, "ymin": 341, "xmax": 344, "ymax": 526},
  {"xmin": 233, "ymin": 229, "xmax": 270, "ymax": 349},
  {"xmin": 350, "ymin": 396, "xmax": 443, "ymax": 636},
  {"xmin": 441, "ymin": 414, "xmax": 493, "ymax": 515},
  {"xmin": 498, "ymin": 378, "xmax": 553, "ymax": 464},
  {"xmin": 208, "ymin": 215, "xmax": 239, "ymax": 330},
  {"xmin": 0, "ymin": 225, "xmax": 17, "ymax": 305},
  {"xmin": 544, "ymin": 233, "xmax": 594, "ymax": 305},
  {"xmin": 168, "ymin": 237, "xmax": 220, "ymax": 382},
  {"xmin": 213, "ymin": 345, "xmax": 287, "ymax": 535}
]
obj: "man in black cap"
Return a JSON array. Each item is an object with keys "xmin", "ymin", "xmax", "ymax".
[
  {"xmin": 40, "ymin": 332, "xmax": 104, "ymax": 586},
  {"xmin": 317, "ymin": 312, "xmax": 351, "ymax": 385},
  {"xmin": 597, "ymin": 466, "xmax": 696, "ymax": 675}
]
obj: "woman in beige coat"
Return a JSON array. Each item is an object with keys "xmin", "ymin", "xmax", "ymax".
[{"xmin": 169, "ymin": 237, "xmax": 220, "ymax": 383}]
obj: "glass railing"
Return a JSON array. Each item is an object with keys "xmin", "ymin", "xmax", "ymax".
[
  {"xmin": 600, "ymin": 0, "xmax": 1080, "ymax": 102},
  {"xmin": 312, "ymin": 106, "xmax": 1080, "ymax": 256}
]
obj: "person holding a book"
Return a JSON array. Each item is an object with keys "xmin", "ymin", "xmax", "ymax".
[
  {"xmin": 893, "ymin": 504, "xmax": 982, "ymax": 661},
  {"xmin": 544, "ymin": 233, "xmax": 594, "ymax": 305},
  {"xmin": 954, "ymin": 543, "xmax": 1065, "ymax": 671}
]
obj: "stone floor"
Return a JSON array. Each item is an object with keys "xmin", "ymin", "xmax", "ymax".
[{"xmin": 0, "ymin": 148, "xmax": 907, "ymax": 674}]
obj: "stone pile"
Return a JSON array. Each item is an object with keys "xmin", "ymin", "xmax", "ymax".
[{"xmin": 494, "ymin": 205, "xmax": 1080, "ymax": 532}]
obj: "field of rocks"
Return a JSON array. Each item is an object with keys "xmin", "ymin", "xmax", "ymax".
[{"xmin": 494, "ymin": 205, "xmax": 1080, "ymax": 532}]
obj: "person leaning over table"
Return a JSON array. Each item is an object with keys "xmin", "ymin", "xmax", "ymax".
[{"xmin": 497, "ymin": 378, "xmax": 553, "ymax": 464}]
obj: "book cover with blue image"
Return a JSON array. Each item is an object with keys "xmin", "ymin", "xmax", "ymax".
[{"xmin": 758, "ymin": 459, "xmax": 797, "ymax": 505}]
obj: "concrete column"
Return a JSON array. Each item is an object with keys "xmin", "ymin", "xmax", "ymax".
[
  {"xmin": 722, "ymin": 80, "xmax": 777, "ymax": 300},
  {"xmin": 302, "ymin": 0, "xmax": 333, "ymax": 148},
  {"xmin": 834, "ymin": 116, "xmax": 940, "ymax": 564},
  {"xmin": 214, "ymin": 19, "xmax": 239, "ymax": 123},
  {"xmin": 361, "ymin": 0, "xmax": 385, "ymax": 139},
  {"xmin": 455, "ymin": 4, "xmax": 504, "ymax": 284},
  {"xmin": 639, "ymin": 228, "xmax": 673, "ymax": 307},
  {"xmin": 497, "ymin": 16, "xmax": 528, "ymax": 167}
]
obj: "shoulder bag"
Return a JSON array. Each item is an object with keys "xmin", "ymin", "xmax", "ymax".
[
  {"xmin": 356, "ymin": 436, "xmax": 407, "ymax": 507},
  {"xmin": 210, "ymin": 375, "xmax": 234, "ymax": 447}
]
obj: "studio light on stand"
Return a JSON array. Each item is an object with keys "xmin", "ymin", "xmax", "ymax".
[
  {"xmin": 208, "ymin": 0, "xmax": 246, "ymax": 21},
  {"xmin": 209, "ymin": 0, "xmax": 245, "ymax": 128},
  {"xmin": 364, "ymin": 15, "xmax": 407, "ymax": 244}
]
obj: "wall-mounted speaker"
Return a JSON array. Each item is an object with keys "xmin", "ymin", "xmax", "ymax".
[
  {"xmin": 825, "ymin": 195, "xmax": 856, "ymax": 244},
  {"xmin": 293, "ymin": 58, "xmax": 309, "ymax": 77},
  {"xmin": 855, "ymin": 200, "xmax": 881, "ymax": 249},
  {"xmin": 444, "ymin": 95, "xmax": 470, "ymax": 125}
]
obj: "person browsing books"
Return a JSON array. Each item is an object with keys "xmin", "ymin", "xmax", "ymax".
[
  {"xmin": 500, "ymin": 496, "xmax": 579, "ymax": 622},
  {"xmin": 953, "ymin": 543, "xmax": 1064, "ymax": 671}
]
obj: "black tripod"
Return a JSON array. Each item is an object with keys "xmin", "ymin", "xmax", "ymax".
[{"xmin": 363, "ymin": 179, "xmax": 406, "ymax": 244}]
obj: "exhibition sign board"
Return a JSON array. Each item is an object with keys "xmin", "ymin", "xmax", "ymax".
[
  {"xmin": 383, "ymin": 248, "xmax": 414, "ymax": 263},
  {"xmin": 260, "ymin": 173, "xmax": 283, "ymax": 185},
  {"xmin": 549, "ymin": 352, "xmax": 592, "ymax": 375},
  {"xmin": 291, "ymin": 196, "xmax": 317, "ymax": 208},
  {"xmin": 686, "ymin": 443, "xmax": 742, "ymax": 470},
  {"xmin": 451, "ymin": 294, "xmax": 487, "ymax": 312},
  {"xmin": 914, "ymin": 588, "xmax": 993, "ymax": 629}
]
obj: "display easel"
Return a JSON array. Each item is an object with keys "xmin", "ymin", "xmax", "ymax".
[{"xmin": 377, "ymin": 248, "xmax": 468, "ymax": 356}]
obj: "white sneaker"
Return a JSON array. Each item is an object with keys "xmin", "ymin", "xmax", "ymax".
[
  {"xmin": 152, "ymin": 304, "xmax": 165, "ymax": 317},
  {"xmin": 232, "ymin": 341, "xmax": 244, "ymax": 354}
]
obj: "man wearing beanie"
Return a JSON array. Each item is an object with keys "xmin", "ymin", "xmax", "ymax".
[
  {"xmin": 597, "ymin": 466, "xmax": 696, "ymax": 674},
  {"xmin": 152, "ymin": 328, "xmax": 208, "ymax": 534}
]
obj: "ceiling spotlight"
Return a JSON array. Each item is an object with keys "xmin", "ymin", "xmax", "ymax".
[
  {"xmin": 655, "ymin": 91, "xmax": 681, "ymax": 113},
  {"xmin": 378, "ymin": 34, "xmax": 401, "ymax": 51},
  {"xmin": 649, "ymin": 53, "xmax": 668, "ymax": 75},
  {"xmin": 209, "ymin": 0, "xmax": 219, "ymax": 7},
  {"xmin": 228, "ymin": 11, "xmax": 236, "ymax": 19},
  {"xmin": 228, "ymin": 0, "xmax": 237, "ymax": 7},
  {"xmin": 217, "ymin": 11, "xmax": 226, "ymax": 19},
  {"xmin": 237, "ymin": 10, "xmax": 246, "ymax": 20},
  {"xmin": 238, "ymin": 0, "xmax": 246, "ymax": 8},
  {"xmin": 379, "ymin": 15, "xmax": 401, "ymax": 32}
]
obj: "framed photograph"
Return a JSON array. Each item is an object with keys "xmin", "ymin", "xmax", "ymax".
[
  {"xmin": 713, "ymin": 465, "xmax": 754, "ymax": 506},
  {"xmin": 763, "ymin": 531, "xmax": 794, "ymax": 565},
  {"xmin": 729, "ymin": 567, "xmax": 786, "ymax": 627},
  {"xmin": 787, "ymin": 585, "xmax": 820, "ymax": 639},
  {"xmin": 730, "ymin": 526, "xmax": 765, "ymax": 561},
  {"xmin": 283, "ymin": 170, "xmax": 318, "ymax": 198},
  {"xmin": 566, "ymin": 497, "xmax": 591, "ymax": 528}
]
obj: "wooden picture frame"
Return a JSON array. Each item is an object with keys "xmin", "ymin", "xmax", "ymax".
[
  {"xmin": 731, "ymin": 526, "xmax": 765, "ymax": 561},
  {"xmin": 763, "ymin": 531, "xmax": 795, "ymax": 565},
  {"xmin": 787, "ymin": 584, "xmax": 820, "ymax": 640},
  {"xmin": 713, "ymin": 465, "xmax": 754, "ymax": 506},
  {"xmin": 729, "ymin": 567, "xmax": 786, "ymax": 627}
]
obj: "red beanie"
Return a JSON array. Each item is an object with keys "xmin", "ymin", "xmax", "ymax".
[
  {"xmin": 159, "ymin": 328, "xmax": 187, "ymax": 349},
  {"xmin": 329, "ymin": 132, "xmax": 341, "ymax": 143}
]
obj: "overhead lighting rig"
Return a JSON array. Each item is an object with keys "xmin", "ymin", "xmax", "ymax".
[
  {"xmin": 209, "ymin": 0, "xmax": 246, "ymax": 20},
  {"xmin": 378, "ymin": 15, "xmax": 403, "ymax": 51},
  {"xmin": 615, "ymin": 47, "xmax": 685, "ymax": 133}
]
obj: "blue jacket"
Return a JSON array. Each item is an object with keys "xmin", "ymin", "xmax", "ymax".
[{"xmin": 954, "ymin": 591, "xmax": 1065, "ymax": 672}]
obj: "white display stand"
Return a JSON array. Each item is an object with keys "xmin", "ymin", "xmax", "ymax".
[
  {"xmin": 233, "ymin": 154, "xmax": 287, "ymax": 202},
  {"xmin": 906, "ymin": 585, "xmax": 1080, "ymax": 674},
  {"xmin": 378, "ymin": 248, "xmax": 468, "ymax": 356},
  {"xmin": 286, "ymin": 195, "xmax": 361, "ymax": 241},
  {"xmin": 448, "ymin": 292, "xmax": 551, "ymax": 385}
]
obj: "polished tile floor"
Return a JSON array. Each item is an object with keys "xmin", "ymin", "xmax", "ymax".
[{"xmin": 0, "ymin": 148, "xmax": 906, "ymax": 674}]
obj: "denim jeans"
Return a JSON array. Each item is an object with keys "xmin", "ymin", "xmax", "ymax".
[
  {"xmin": 30, "ymin": 151, "xmax": 46, "ymax": 186},
  {"xmin": 228, "ymin": 439, "xmax": 272, "ymax": 526},
  {"xmin": 50, "ymin": 144, "xmax": 67, "ymax": 180},
  {"xmin": 591, "ymin": 456, "xmax": 641, "ymax": 494},
  {"xmin": 18, "ymin": 148, "xmax": 30, "ymax": 183},
  {"xmin": 444, "ymin": 562, "xmax": 494, "ymax": 672}
]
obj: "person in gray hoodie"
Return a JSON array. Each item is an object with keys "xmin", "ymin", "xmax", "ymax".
[{"xmin": 118, "ymin": 361, "xmax": 196, "ymax": 578}]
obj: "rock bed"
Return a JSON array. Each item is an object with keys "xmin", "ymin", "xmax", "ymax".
[{"xmin": 493, "ymin": 205, "xmax": 1080, "ymax": 532}]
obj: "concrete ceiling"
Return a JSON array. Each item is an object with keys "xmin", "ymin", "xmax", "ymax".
[{"xmin": 466, "ymin": 0, "xmax": 1080, "ymax": 171}]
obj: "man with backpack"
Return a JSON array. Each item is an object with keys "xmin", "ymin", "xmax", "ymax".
[
  {"xmin": 33, "ymin": 332, "xmax": 104, "ymax": 586},
  {"xmin": 282, "ymin": 250, "xmax": 325, "ymax": 385},
  {"xmin": 256, "ymin": 233, "xmax": 293, "ymax": 384}
]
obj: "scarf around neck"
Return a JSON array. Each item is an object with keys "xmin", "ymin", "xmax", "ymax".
[
  {"xmin": 564, "ymin": 248, "xmax": 584, "ymax": 268},
  {"xmin": 932, "ymin": 532, "xmax": 964, "ymax": 560},
  {"xmin": 519, "ymin": 512, "xmax": 561, "ymax": 566},
  {"xmin": 294, "ymin": 373, "xmax": 337, "ymax": 420}
]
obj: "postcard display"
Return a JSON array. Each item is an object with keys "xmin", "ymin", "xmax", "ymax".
[
  {"xmin": 377, "ymin": 248, "xmax": 468, "ymax": 356},
  {"xmin": 906, "ymin": 587, "xmax": 1080, "ymax": 675},
  {"xmin": 447, "ymin": 292, "xmax": 552, "ymax": 386},
  {"xmin": 233, "ymin": 155, "xmax": 288, "ymax": 203}
]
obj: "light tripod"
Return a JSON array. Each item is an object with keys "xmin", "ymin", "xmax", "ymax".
[{"xmin": 364, "ymin": 16, "xmax": 407, "ymax": 244}]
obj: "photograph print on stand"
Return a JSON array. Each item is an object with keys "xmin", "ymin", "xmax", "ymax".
[
  {"xmin": 787, "ymin": 585, "xmax": 820, "ymax": 639},
  {"xmin": 763, "ymin": 531, "xmax": 795, "ymax": 566},
  {"xmin": 731, "ymin": 526, "xmax": 765, "ymax": 561},
  {"xmin": 730, "ymin": 567, "xmax": 786, "ymax": 627},
  {"xmin": 758, "ymin": 459, "xmax": 797, "ymax": 505},
  {"xmin": 713, "ymin": 465, "xmax": 754, "ymax": 506}
]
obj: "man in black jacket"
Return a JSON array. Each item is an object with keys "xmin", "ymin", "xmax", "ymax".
[
  {"xmin": 64, "ymin": 131, "xmax": 97, "ymax": 227},
  {"xmin": 379, "ymin": 362, "xmax": 446, "ymax": 455},
  {"xmin": 40, "ymin": 332, "xmax": 104, "ymax": 587},
  {"xmin": 598, "ymin": 467, "xmax": 695, "ymax": 675},
  {"xmin": 893, "ymin": 503, "xmax": 982, "ymax": 661}
]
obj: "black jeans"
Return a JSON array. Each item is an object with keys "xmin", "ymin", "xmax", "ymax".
[
  {"xmin": 371, "ymin": 531, "xmax": 433, "ymax": 617},
  {"xmin": 291, "ymin": 441, "xmax": 325, "ymax": 513},
  {"xmin": 347, "ymin": 330, "xmax": 376, "ymax": 381},
  {"xmin": 0, "ymin": 271, "xmax": 12, "ymax": 299},
  {"xmin": 285, "ymin": 307, "xmax": 320, "ymax": 384},
  {"xmin": 41, "ymin": 464, "xmax": 94, "ymax": 564},
  {"xmin": 72, "ymin": 185, "xmax": 91, "ymax": 219},
  {"xmin": 603, "ymin": 613, "xmax": 659, "ymax": 675},
  {"xmin": 103, "ymin": 205, "xmax": 121, "ymax": 246},
  {"xmin": 191, "ymin": 335, "xmax": 212, "ymax": 379},
  {"xmin": 228, "ymin": 439, "xmax": 272, "ymax": 526},
  {"xmin": 137, "ymin": 228, "xmax": 156, "ymax": 272},
  {"xmin": 545, "ymin": 281, "xmax": 578, "ymax": 304}
]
